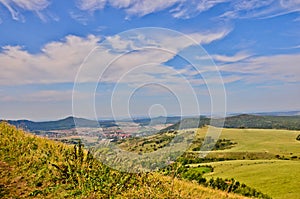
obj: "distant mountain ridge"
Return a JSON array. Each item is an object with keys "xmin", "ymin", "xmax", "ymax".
[
  {"xmin": 4, "ymin": 116, "xmax": 116, "ymax": 131},
  {"xmin": 161, "ymin": 114, "xmax": 300, "ymax": 132},
  {"xmin": 3, "ymin": 112, "xmax": 300, "ymax": 132},
  {"xmin": 228, "ymin": 110, "xmax": 300, "ymax": 117},
  {"xmin": 2, "ymin": 116, "xmax": 182, "ymax": 131},
  {"xmin": 252, "ymin": 111, "xmax": 300, "ymax": 116}
]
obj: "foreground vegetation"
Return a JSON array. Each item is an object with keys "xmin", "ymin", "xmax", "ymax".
[{"xmin": 0, "ymin": 122, "xmax": 248, "ymax": 198}]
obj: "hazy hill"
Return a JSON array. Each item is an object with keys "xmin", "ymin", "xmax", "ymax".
[
  {"xmin": 132, "ymin": 116, "xmax": 182, "ymax": 126},
  {"xmin": 4, "ymin": 114, "xmax": 300, "ymax": 132},
  {"xmin": 161, "ymin": 114, "xmax": 300, "ymax": 132},
  {"xmin": 5, "ymin": 116, "xmax": 116, "ymax": 131},
  {"xmin": 3, "ymin": 116, "xmax": 183, "ymax": 132},
  {"xmin": 252, "ymin": 111, "xmax": 300, "ymax": 116},
  {"xmin": 219, "ymin": 114, "xmax": 300, "ymax": 129}
]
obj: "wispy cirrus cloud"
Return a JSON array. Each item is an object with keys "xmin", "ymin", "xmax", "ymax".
[
  {"xmin": 220, "ymin": 53, "xmax": 300, "ymax": 84},
  {"xmin": 219, "ymin": 0, "xmax": 300, "ymax": 20},
  {"xmin": 75, "ymin": 0, "xmax": 300, "ymax": 20},
  {"xmin": 212, "ymin": 51, "xmax": 251, "ymax": 63},
  {"xmin": 2, "ymin": 0, "xmax": 298, "ymax": 22},
  {"xmin": 75, "ymin": 0, "xmax": 229, "ymax": 19},
  {"xmin": 76, "ymin": 0, "xmax": 106, "ymax": 12},
  {"xmin": 0, "ymin": 0, "xmax": 50, "ymax": 21}
]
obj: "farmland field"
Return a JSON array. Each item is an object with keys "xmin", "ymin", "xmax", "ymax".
[
  {"xmin": 186, "ymin": 127, "xmax": 300, "ymax": 199},
  {"xmin": 196, "ymin": 160, "xmax": 300, "ymax": 199},
  {"xmin": 194, "ymin": 127, "xmax": 300, "ymax": 157}
]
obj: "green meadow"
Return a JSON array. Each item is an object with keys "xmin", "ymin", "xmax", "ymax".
[
  {"xmin": 187, "ymin": 127, "xmax": 300, "ymax": 199},
  {"xmin": 194, "ymin": 127, "xmax": 300, "ymax": 157},
  {"xmin": 198, "ymin": 160, "xmax": 300, "ymax": 199}
]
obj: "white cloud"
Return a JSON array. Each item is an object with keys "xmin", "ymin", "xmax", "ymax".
[
  {"xmin": 124, "ymin": 0, "xmax": 182, "ymax": 17},
  {"xmin": 0, "ymin": 35, "xmax": 100, "ymax": 85},
  {"xmin": 219, "ymin": 0, "xmax": 300, "ymax": 20},
  {"xmin": 212, "ymin": 52, "xmax": 251, "ymax": 63},
  {"xmin": 220, "ymin": 53, "xmax": 300, "ymax": 83},
  {"xmin": 171, "ymin": 0, "xmax": 229, "ymax": 19},
  {"xmin": 76, "ymin": 0, "xmax": 229, "ymax": 19},
  {"xmin": 0, "ymin": 0, "xmax": 50, "ymax": 21},
  {"xmin": 108, "ymin": 0, "xmax": 134, "ymax": 8},
  {"xmin": 76, "ymin": 0, "xmax": 106, "ymax": 12},
  {"xmin": 280, "ymin": 0, "xmax": 300, "ymax": 9},
  {"xmin": 69, "ymin": 10, "xmax": 90, "ymax": 25},
  {"xmin": 0, "ymin": 29, "xmax": 228, "ymax": 86},
  {"xmin": 75, "ymin": 0, "xmax": 300, "ymax": 20},
  {"xmin": 2, "ymin": 0, "xmax": 298, "ymax": 22}
]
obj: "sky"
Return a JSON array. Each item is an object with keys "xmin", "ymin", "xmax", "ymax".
[{"xmin": 0, "ymin": 0, "xmax": 299, "ymax": 121}]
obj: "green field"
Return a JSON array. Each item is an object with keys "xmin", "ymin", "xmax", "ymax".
[
  {"xmin": 196, "ymin": 160, "xmax": 300, "ymax": 199},
  {"xmin": 194, "ymin": 127, "xmax": 300, "ymax": 157},
  {"xmin": 186, "ymin": 127, "xmax": 300, "ymax": 199}
]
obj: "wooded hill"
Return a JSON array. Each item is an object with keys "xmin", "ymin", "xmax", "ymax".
[{"xmin": 161, "ymin": 114, "xmax": 300, "ymax": 132}]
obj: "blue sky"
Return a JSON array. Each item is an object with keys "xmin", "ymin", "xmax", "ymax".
[{"xmin": 0, "ymin": 0, "xmax": 299, "ymax": 120}]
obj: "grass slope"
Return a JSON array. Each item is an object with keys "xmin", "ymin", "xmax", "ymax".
[
  {"xmin": 0, "ymin": 122, "xmax": 246, "ymax": 199},
  {"xmin": 187, "ymin": 127, "xmax": 300, "ymax": 199},
  {"xmin": 195, "ymin": 127, "xmax": 300, "ymax": 158},
  {"xmin": 199, "ymin": 160, "xmax": 300, "ymax": 199}
]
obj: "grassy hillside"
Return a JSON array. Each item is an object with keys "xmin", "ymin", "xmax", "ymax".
[
  {"xmin": 198, "ymin": 160, "xmax": 300, "ymax": 199},
  {"xmin": 194, "ymin": 127, "xmax": 300, "ymax": 158},
  {"xmin": 118, "ymin": 126, "xmax": 300, "ymax": 198},
  {"xmin": 0, "ymin": 122, "xmax": 247, "ymax": 199},
  {"xmin": 187, "ymin": 127, "xmax": 300, "ymax": 199},
  {"xmin": 120, "ymin": 126, "xmax": 300, "ymax": 160}
]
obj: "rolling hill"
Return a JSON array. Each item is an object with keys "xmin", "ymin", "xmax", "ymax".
[
  {"xmin": 3, "ymin": 116, "xmax": 182, "ymax": 132},
  {"xmin": 4, "ymin": 114, "xmax": 300, "ymax": 132},
  {"xmin": 4, "ymin": 116, "xmax": 116, "ymax": 131},
  {"xmin": 0, "ymin": 122, "xmax": 248, "ymax": 199},
  {"xmin": 161, "ymin": 114, "xmax": 300, "ymax": 132}
]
